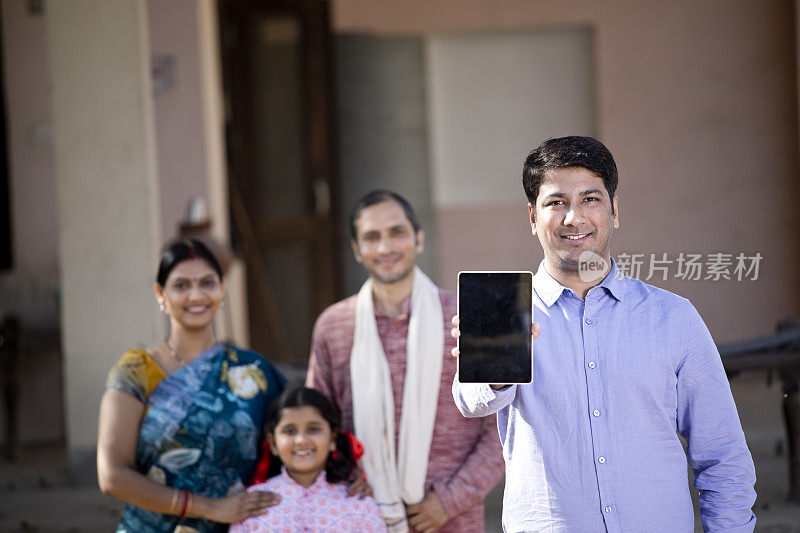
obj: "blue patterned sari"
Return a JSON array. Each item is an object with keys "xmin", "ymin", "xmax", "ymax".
[{"xmin": 108, "ymin": 344, "xmax": 285, "ymax": 533}]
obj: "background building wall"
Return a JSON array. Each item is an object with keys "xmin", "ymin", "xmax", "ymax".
[
  {"xmin": 335, "ymin": 35, "xmax": 437, "ymax": 294},
  {"xmin": 333, "ymin": 0, "xmax": 800, "ymax": 344},
  {"xmin": 0, "ymin": 0, "xmax": 237, "ymax": 450},
  {"xmin": 1, "ymin": 0, "xmax": 798, "ymax": 458},
  {"xmin": 147, "ymin": 0, "xmax": 208, "ymax": 241},
  {"xmin": 427, "ymin": 28, "xmax": 593, "ymax": 287},
  {"xmin": 0, "ymin": 0, "xmax": 58, "ymax": 326},
  {"xmin": 0, "ymin": 0, "xmax": 62, "ymax": 444},
  {"xmin": 46, "ymin": 0, "xmax": 163, "ymax": 452}
]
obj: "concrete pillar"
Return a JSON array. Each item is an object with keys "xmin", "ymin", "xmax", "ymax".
[{"xmin": 45, "ymin": 0, "xmax": 162, "ymax": 457}]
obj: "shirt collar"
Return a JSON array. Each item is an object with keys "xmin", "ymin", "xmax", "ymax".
[
  {"xmin": 533, "ymin": 257, "xmax": 626, "ymax": 308},
  {"xmin": 533, "ymin": 261, "xmax": 568, "ymax": 308},
  {"xmin": 280, "ymin": 466, "xmax": 328, "ymax": 491},
  {"xmin": 599, "ymin": 257, "xmax": 626, "ymax": 302}
]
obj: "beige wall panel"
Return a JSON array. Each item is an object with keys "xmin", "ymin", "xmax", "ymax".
[{"xmin": 427, "ymin": 29, "xmax": 593, "ymax": 208}]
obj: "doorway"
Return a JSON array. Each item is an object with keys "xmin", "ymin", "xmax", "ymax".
[{"xmin": 219, "ymin": 0, "xmax": 338, "ymax": 366}]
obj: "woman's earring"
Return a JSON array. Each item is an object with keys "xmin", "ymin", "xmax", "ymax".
[{"xmin": 158, "ymin": 301, "xmax": 168, "ymax": 315}]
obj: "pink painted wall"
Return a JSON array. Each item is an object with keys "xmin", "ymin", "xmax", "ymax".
[
  {"xmin": 333, "ymin": 0, "xmax": 800, "ymax": 343},
  {"xmin": 147, "ymin": 0, "xmax": 208, "ymax": 242}
]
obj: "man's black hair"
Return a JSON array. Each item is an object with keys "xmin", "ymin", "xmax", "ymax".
[
  {"xmin": 348, "ymin": 189, "xmax": 421, "ymax": 241},
  {"xmin": 522, "ymin": 136, "xmax": 618, "ymax": 207}
]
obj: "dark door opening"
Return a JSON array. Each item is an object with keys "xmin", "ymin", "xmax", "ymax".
[{"xmin": 219, "ymin": 0, "xmax": 339, "ymax": 366}]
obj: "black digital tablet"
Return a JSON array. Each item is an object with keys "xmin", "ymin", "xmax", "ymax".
[{"xmin": 457, "ymin": 271, "xmax": 533, "ymax": 384}]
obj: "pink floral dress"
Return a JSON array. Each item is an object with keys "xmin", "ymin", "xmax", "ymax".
[{"xmin": 230, "ymin": 469, "xmax": 387, "ymax": 533}]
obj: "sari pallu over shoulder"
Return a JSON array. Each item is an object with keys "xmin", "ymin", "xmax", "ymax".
[{"xmin": 115, "ymin": 344, "xmax": 285, "ymax": 533}]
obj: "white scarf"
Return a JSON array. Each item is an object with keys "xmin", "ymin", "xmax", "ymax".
[{"xmin": 350, "ymin": 266, "xmax": 444, "ymax": 533}]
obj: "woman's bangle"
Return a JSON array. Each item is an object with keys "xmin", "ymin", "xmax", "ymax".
[
  {"xmin": 169, "ymin": 489, "xmax": 180, "ymax": 515},
  {"xmin": 179, "ymin": 490, "xmax": 190, "ymax": 518},
  {"xmin": 185, "ymin": 492, "xmax": 193, "ymax": 518}
]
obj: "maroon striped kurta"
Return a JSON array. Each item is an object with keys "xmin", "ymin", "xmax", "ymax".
[{"xmin": 306, "ymin": 289, "xmax": 504, "ymax": 533}]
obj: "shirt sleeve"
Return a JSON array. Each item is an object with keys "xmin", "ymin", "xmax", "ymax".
[
  {"xmin": 431, "ymin": 412, "xmax": 504, "ymax": 519},
  {"xmin": 451, "ymin": 378, "xmax": 517, "ymax": 418},
  {"xmin": 306, "ymin": 317, "xmax": 336, "ymax": 404},
  {"xmin": 676, "ymin": 300, "xmax": 757, "ymax": 533}
]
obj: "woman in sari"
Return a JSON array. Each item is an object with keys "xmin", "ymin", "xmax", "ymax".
[{"xmin": 97, "ymin": 239, "xmax": 285, "ymax": 532}]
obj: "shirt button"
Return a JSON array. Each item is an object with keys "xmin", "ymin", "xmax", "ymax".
[
  {"xmin": 588, "ymin": 361, "xmax": 596, "ymax": 369},
  {"xmin": 598, "ymin": 456, "xmax": 606, "ymax": 464},
  {"xmin": 593, "ymin": 409, "xmax": 600, "ymax": 417},
  {"xmin": 605, "ymin": 506, "xmax": 612, "ymax": 513},
  {"xmin": 585, "ymin": 318, "xmax": 593, "ymax": 325}
]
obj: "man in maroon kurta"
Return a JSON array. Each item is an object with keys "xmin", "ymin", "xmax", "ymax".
[{"xmin": 306, "ymin": 190, "xmax": 504, "ymax": 533}]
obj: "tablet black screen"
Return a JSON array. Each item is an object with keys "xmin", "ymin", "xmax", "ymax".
[{"xmin": 457, "ymin": 271, "xmax": 532, "ymax": 383}]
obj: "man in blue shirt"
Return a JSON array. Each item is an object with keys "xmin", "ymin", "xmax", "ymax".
[{"xmin": 452, "ymin": 136, "xmax": 756, "ymax": 532}]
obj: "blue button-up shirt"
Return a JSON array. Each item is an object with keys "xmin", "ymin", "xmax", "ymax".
[{"xmin": 453, "ymin": 260, "xmax": 756, "ymax": 532}]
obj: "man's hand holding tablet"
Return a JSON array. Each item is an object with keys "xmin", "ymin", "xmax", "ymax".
[{"xmin": 451, "ymin": 315, "xmax": 540, "ymax": 389}]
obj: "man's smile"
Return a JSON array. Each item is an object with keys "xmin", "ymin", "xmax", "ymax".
[
  {"xmin": 376, "ymin": 254, "xmax": 402, "ymax": 268},
  {"xmin": 561, "ymin": 232, "xmax": 592, "ymax": 242}
]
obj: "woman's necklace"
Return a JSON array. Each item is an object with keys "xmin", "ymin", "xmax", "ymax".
[
  {"xmin": 164, "ymin": 341, "xmax": 185, "ymax": 367},
  {"xmin": 164, "ymin": 338, "xmax": 216, "ymax": 367}
]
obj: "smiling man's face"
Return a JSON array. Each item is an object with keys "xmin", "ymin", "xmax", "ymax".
[
  {"xmin": 351, "ymin": 200, "xmax": 424, "ymax": 285},
  {"xmin": 530, "ymin": 166, "xmax": 619, "ymax": 276}
]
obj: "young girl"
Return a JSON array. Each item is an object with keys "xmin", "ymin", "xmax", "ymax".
[{"xmin": 231, "ymin": 387, "xmax": 387, "ymax": 533}]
